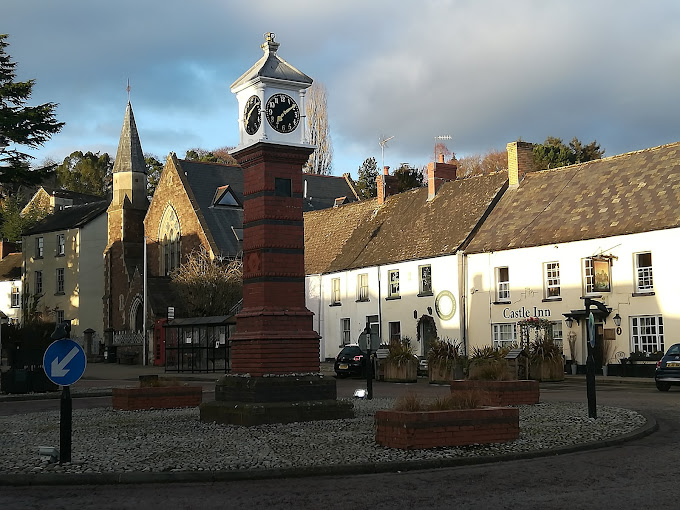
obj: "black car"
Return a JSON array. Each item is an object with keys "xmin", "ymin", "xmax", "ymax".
[
  {"xmin": 334, "ymin": 345, "xmax": 366, "ymax": 378},
  {"xmin": 655, "ymin": 343, "xmax": 680, "ymax": 391}
]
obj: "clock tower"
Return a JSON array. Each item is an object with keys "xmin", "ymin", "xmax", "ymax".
[
  {"xmin": 229, "ymin": 33, "xmax": 319, "ymax": 376},
  {"xmin": 200, "ymin": 33, "xmax": 352, "ymax": 426}
]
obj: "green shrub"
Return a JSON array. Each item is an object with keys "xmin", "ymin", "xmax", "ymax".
[
  {"xmin": 427, "ymin": 337, "xmax": 461, "ymax": 370},
  {"xmin": 529, "ymin": 337, "xmax": 562, "ymax": 362},
  {"xmin": 386, "ymin": 336, "xmax": 417, "ymax": 367},
  {"xmin": 393, "ymin": 390, "xmax": 485, "ymax": 411}
]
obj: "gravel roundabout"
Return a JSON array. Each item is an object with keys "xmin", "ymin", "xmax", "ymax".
[{"xmin": 0, "ymin": 398, "xmax": 648, "ymax": 478}]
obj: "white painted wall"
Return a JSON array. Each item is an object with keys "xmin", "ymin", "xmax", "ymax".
[
  {"xmin": 465, "ymin": 228, "xmax": 680, "ymax": 363},
  {"xmin": 313, "ymin": 254, "xmax": 464, "ymax": 360}
]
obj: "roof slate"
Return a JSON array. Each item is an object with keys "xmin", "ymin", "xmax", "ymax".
[
  {"xmin": 0, "ymin": 253, "xmax": 22, "ymax": 281},
  {"xmin": 23, "ymin": 200, "xmax": 109, "ymax": 235},
  {"xmin": 177, "ymin": 159, "xmax": 359, "ymax": 258},
  {"xmin": 466, "ymin": 142, "xmax": 680, "ymax": 253},
  {"xmin": 112, "ymin": 102, "xmax": 146, "ymax": 175},
  {"xmin": 304, "ymin": 172, "xmax": 508, "ymax": 274}
]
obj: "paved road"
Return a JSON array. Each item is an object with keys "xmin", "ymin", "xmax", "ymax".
[{"xmin": 1, "ymin": 380, "xmax": 676, "ymax": 509}]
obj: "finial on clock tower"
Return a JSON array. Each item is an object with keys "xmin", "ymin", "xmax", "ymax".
[{"xmin": 261, "ymin": 32, "xmax": 279, "ymax": 55}]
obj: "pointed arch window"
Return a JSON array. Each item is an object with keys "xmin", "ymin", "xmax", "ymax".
[{"xmin": 159, "ymin": 206, "xmax": 181, "ymax": 276}]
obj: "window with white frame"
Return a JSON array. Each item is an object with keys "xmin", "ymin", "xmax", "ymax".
[
  {"xmin": 56, "ymin": 233, "xmax": 65, "ymax": 256},
  {"xmin": 341, "ymin": 318, "xmax": 351, "ymax": 346},
  {"xmin": 583, "ymin": 257, "xmax": 611, "ymax": 294},
  {"xmin": 492, "ymin": 323, "xmax": 517, "ymax": 349},
  {"xmin": 35, "ymin": 271, "xmax": 43, "ymax": 294},
  {"xmin": 630, "ymin": 315, "xmax": 664, "ymax": 353},
  {"xmin": 551, "ymin": 321, "xmax": 564, "ymax": 352},
  {"xmin": 544, "ymin": 262, "xmax": 560, "ymax": 299},
  {"xmin": 495, "ymin": 267, "xmax": 510, "ymax": 302},
  {"xmin": 357, "ymin": 273, "xmax": 369, "ymax": 301},
  {"xmin": 634, "ymin": 252, "xmax": 653, "ymax": 293},
  {"xmin": 331, "ymin": 278, "xmax": 341, "ymax": 305},
  {"xmin": 419, "ymin": 265, "xmax": 432, "ymax": 295},
  {"xmin": 11, "ymin": 286, "xmax": 20, "ymax": 308},
  {"xmin": 388, "ymin": 269, "xmax": 399, "ymax": 298},
  {"xmin": 35, "ymin": 236, "xmax": 44, "ymax": 259},
  {"xmin": 56, "ymin": 310, "xmax": 65, "ymax": 324},
  {"xmin": 389, "ymin": 321, "xmax": 401, "ymax": 343},
  {"xmin": 56, "ymin": 268, "xmax": 65, "ymax": 294}
]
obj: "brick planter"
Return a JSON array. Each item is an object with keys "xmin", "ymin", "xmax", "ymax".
[
  {"xmin": 450, "ymin": 380, "xmax": 540, "ymax": 406},
  {"xmin": 112, "ymin": 385, "xmax": 202, "ymax": 411},
  {"xmin": 375, "ymin": 407, "xmax": 519, "ymax": 449}
]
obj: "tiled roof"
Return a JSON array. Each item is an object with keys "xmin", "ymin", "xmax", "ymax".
[
  {"xmin": 23, "ymin": 200, "xmax": 109, "ymax": 235},
  {"xmin": 178, "ymin": 159, "xmax": 360, "ymax": 259},
  {"xmin": 178, "ymin": 159, "xmax": 244, "ymax": 258},
  {"xmin": 302, "ymin": 174, "xmax": 358, "ymax": 212},
  {"xmin": 0, "ymin": 253, "xmax": 22, "ymax": 281},
  {"xmin": 304, "ymin": 172, "xmax": 508, "ymax": 274},
  {"xmin": 466, "ymin": 141, "xmax": 680, "ymax": 253}
]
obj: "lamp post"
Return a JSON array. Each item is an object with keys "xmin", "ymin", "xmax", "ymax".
[
  {"xmin": 582, "ymin": 297, "xmax": 610, "ymax": 419},
  {"xmin": 362, "ymin": 324, "xmax": 374, "ymax": 400}
]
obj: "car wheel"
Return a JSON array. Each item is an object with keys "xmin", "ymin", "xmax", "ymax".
[{"xmin": 656, "ymin": 381, "xmax": 671, "ymax": 392}]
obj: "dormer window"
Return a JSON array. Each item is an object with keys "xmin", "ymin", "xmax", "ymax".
[{"xmin": 212, "ymin": 185, "xmax": 241, "ymax": 207}]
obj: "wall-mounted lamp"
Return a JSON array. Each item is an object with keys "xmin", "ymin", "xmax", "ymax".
[
  {"xmin": 612, "ymin": 313, "xmax": 622, "ymax": 327},
  {"xmin": 565, "ymin": 317, "xmax": 573, "ymax": 329}
]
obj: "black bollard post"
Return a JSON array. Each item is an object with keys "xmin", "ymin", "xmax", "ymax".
[
  {"xmin": 60, "ymin": 385, "xmax": 72, "ymax": 463},
  {"xmin": 366, "ymin": 347, "xmax": 373, "ymax": 400}
]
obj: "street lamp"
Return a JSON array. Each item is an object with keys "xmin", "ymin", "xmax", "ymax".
[
  {"xmin": 565, "ymin": 316, "xmax": 573, "ymax": 329},
  {"xmin": 612, "ymin": 313, "xmax": 622, "ymax": 327}
]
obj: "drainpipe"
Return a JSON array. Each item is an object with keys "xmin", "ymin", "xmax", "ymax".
[
  {"xmin": 317, "ymin": 274, "xmax": 324, "ymax": 361},
  {"xmin": 461, "ymin": 252, "xmax": 468, "ymax": 355},
  {"xmin": 377, "ymin": 265, "xmax": 382, "ymax": 344}
]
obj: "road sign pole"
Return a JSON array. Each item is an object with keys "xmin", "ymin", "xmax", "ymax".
[{"xmin": 60, "ymin": 385, "xmax": 72, "ymax": 464}]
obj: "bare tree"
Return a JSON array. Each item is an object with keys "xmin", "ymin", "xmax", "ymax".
[
  {"xmin": 169, "ymin": 249, "xmax": 242, "ymax": 317},
  {"xmin": 303, "ymin": 82, "xmax": 332, "ymax": 174}
]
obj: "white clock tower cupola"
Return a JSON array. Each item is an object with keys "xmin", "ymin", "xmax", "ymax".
[{"xmin": 231, "ymin": 33, "xmax": 314, "ymax": 150}]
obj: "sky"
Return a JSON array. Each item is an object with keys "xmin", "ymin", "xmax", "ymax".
[{"xmin": 4, "ymin": 0, "xmax": 680, "ymax": 178}]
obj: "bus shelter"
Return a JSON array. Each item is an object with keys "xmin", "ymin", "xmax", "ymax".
[{"xmin": 163, "ymin": 316, "xmax": 235, "ymax": 373}]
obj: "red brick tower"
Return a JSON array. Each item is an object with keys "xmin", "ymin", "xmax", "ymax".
[{"xmin": 229, "ymin": 142, "xmax": 320, "ymax": 375}]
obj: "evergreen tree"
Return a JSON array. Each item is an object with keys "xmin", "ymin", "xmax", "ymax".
[
  {"xmin": 145, "ymin": 154, "xmax": 163, "ymax": 198},
  {"xmin": 0, "ymin": 34, "xmax": 64, "ymax": 194},
  {"xmin": 54, "ymin": 151, "xmax": 112, "ymax": 196},
  {"xmin": 355, "ymin": 157, "xmax": 378, "ymax": 199},
  {"xmin": 393, "ymin": 163, "xmax": 425, "ymax": 192},
  {"xmin": 0, "ymin": 195, "xmax": 46, "ymax": 242},
  {"xmin": 533, "ymin": 136, "xmax": 604, "ymax": 170}
]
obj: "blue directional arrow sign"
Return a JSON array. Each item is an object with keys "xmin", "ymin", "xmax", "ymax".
[{"xmin": 43, "ymin": 339, "xmax": 87, "ymax": 386}]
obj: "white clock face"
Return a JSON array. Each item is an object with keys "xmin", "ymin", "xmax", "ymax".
[
  {"xmin": 265, "ymin": 93, "xmax": 300, "ymax": 133},
  {"xmin": 243, "ymin": 95, "xmax": 261, "ymax": 135}
]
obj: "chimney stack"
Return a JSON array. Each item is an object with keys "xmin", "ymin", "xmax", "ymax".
[
  {"xmin": 377, "ymin": 166, "xmax": 399, "ymax": 205},
  {"xmin": 0, "ymin": 240, "xmax": 18, "ymax": 260},
  {"xmin": 427, "ymin": 157, "xmax": 457, "ymax": 200},
  {"xmin": 507, "ymin": 141, "xmax": 535, "ymax": 187}
]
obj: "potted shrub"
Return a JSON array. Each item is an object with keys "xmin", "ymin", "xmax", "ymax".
[
  {"xmin": 451, "ymin": 345, "xmax": 540, "ymax": 406},
  {"xmin": 375, "ymin": 391, "xmax": 519, "ymax": 449},
  {"xmin": 529, "ymin": 336, "xmax": 565, "ymax": 381},
  {"xmin": 427, "ymin": 337, "xmax": 464, "ymax": 384},
  {"xmin": 383, "ymin": 337, "xmax": 418, "ymax": 383}
]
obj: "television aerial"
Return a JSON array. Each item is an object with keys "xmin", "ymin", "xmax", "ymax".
[{"xmin": 379, "ymin": 135, "xmax": 394, "ymax": 169}]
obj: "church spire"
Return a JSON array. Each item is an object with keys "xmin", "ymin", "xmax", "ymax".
[
  {"xmin": 111, "ymin": 100, "xmax": 148, "ymax": 210},
  {"xmin": 112, "ymin": 101, "xmax": 146, "ymax": 175}
]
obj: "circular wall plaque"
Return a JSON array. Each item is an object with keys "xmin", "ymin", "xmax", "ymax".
[{"xmin": 435, "ymin": 290, "xmax": 456, "ymax": 321}]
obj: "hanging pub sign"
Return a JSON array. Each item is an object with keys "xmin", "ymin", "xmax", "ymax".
[{"xmin": 592, "ymin": 257, "xmax": 611, "ymax": 293}]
